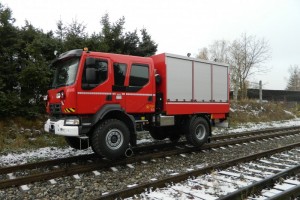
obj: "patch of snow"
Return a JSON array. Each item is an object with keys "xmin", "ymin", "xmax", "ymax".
[
  {"xmin": 0, "ymin": 147, "xmax": 93, "ymax": 167},
  {"xmin": 213, "ymin": 118, "xmax": 300, "ymax": 135},
  {"xmin": 284, "ymin": 110, "xmax": 297, "ymax": 118},
  {"xmin": 136, "ymin": 138, "xmax": 153, "ymax": 145}
]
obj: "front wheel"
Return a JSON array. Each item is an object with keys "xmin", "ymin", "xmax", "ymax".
[
  {"xmin": 91, "ymin": 119, "xmax": 130, "ymax": 160},
  {"xmin": 185, "ymin": 117, "xmax": 209, "ymax": 146}
]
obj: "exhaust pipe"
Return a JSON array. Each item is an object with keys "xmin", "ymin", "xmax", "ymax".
[{"xmin": 125, "ymin": 147, "xmax": 134, "ymax": 157}]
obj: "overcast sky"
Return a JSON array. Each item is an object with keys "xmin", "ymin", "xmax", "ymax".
[{"xmin": 2, "ymin": 0, "xmax": 300, "ymax": 90}]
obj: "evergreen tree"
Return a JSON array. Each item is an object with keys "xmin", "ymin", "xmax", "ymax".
[
  {"xmin": 0, "ymin": 4, "xmax": 158, "ymax": 118},
  {"xmin": 64, "ymin": 19, "xmax": 88, "ymax": 51},
  {"xmin": 97, "ymin": 13, "xmax": 157, "ymax": 56},
  {"xmin": 0, "ymin": 3, "xmax": 21, "ymax": 117},
  {"xmin": 0, "ymin": 3, "xmax": 19, "ymax": 92},
  {"xmin": 17, "ymin": 22, "xmax": 57, "ymax": 116},
  {"xmin": 136, "ymin": 28, "xmax": 157, "ymax": 56},
  {"xmin": 99, "ymin": 13, "xmax": 126, "ymax": 53}
]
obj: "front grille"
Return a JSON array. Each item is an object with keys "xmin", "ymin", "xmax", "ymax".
[{"xmin": 50, "ymin": 103, "xmax": 61, "ymax": 114}]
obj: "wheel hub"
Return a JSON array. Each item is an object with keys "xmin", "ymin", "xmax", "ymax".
[
  {"xmin": 195, "ymin": 124, "xmax": 206, "ymax": 140},
  {"xmin": 106, "ymin": 129, "xmax": 124, "ymax": 150},
  {"xmin": 111, "ymin": 135, "xmax": 118, "ymax": 143}
]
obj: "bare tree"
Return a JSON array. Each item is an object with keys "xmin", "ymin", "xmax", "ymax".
[
  {"xmin": 209, "ymin": 39, "xmax": 230, "ymax": 63},
  {"xmin": 197, "ymin": 33, "xmax": 270, "ymax": 100},
  {"xmin": 196, "ymin": 47, "xmax": 209, "ymax": 60},
  {"xmin": 197, "ymin": 40, "xmax": 230, "ymax": 62},
  {"xmin": 230, "ymin": 33, "xmax": 271, "ymax": 99},
  {"xmin": 286, "ymin": 65, "xmax": 300, "ymax": 91}
]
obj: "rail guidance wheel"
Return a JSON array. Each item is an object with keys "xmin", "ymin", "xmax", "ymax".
[
  {"xmin": 185, "ymin": 117, "xmax": 209, "ymax": 146},
  {"xmin": 92, "ymin": 119, "xmax": 130, "ymax": 159},
  {"xmin": 168, "ymin": 133, "xmax": 181, "ymax": 143},
  {"xmin": 65, "ymin": 136, "xmax": 90, "ymax": 150},
  {"xmin": 149, "ymin": 127, "xmax": 168, "ymax": 140}
]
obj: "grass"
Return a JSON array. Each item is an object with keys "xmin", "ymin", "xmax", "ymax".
[
  {"xmin": 0, "ymin": 100, "xmax": 299, "ymax": 153},
  {"xmin": 0, "ymin": 117, "xmax": 66, "ymax": 154},
  {"xmin": 229, "ymin": 100, "xmax": 298, "ymax": 127}
]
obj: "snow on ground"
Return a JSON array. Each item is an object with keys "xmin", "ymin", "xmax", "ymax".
[
  {"xmin": 0, "ymin": 118, "xmax": 300, "ymax": 167},
  {"xmin": 0, "ymin": 147, "xmax": 93, "ymax": 167},
  {"xmin": 213, "ymin": 117, "xmax": 300, "ymax": 135}
]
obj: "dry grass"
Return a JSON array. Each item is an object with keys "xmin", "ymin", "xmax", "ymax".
[
  {"xmin": 229, "ymin": 100, "xmax": 297, "ymax": 127},
  {"xmin": 0, "ymin": 118, "xmax": 66, "ymax": 153}
]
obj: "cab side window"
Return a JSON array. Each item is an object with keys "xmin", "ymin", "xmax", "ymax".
[
  {"xmin": 82, "ymin": 58, "xmax": 108, "ymax": 90},
  {"xmin": 129, "ymin": 64, "xmax": 149, "ymax": 87},
  {"xmin": 113, "ymin": 63, "xmax": 127, "ymax": 86}
]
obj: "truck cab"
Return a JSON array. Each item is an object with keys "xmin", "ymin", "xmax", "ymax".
[{"xmin": 45, "ymin": 49, "xmax": 156, "ymax": 159}]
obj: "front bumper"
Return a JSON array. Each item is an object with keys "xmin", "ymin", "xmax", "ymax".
[{"xmin": 44, "ymin": 119, "xmax": 79, "ymax": 136}]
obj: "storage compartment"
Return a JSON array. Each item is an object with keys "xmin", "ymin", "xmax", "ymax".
[
  {"xmin": 151, "ymin": 53, "xmax": 230, "ymax": 116},
  {"xmin": 156, "ymin": 115, "xmax": 175, "ymax": 126},
  {"xmin": 164, "ymin": 53, "xmax": 229, "ymax": 102}
]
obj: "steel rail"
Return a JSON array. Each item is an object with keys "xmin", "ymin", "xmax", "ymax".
[
  {"xmin": 0, "ymin": 153, "xmax": 96, "ymax": 175},
  {"xmin": 268, "ymin": 185, "xmax": 300, "ymax": 200},
  {"xmin": 212, "ymin": 125, "xmax": 300, "ymax": 140},
  {"xmin": 98, "ymin": 142, "xmax": 300, "ymax": 200}
]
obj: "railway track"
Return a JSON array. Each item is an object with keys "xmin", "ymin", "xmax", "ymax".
[
  {"xmin": 100, "ymin": 143, "xmax": 300, "ymax": 199},
  {"xmin": 0, "ymin": 126, "xmax": 300, "ymax": 194}
]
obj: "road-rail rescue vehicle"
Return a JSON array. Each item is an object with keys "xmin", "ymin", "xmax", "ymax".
[{"xmin": 44, "ymin": 48, "xmax": 230, "ymax": 159}]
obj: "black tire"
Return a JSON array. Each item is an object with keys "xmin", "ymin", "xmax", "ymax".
[
  {"xmin": 149, "ymin": 127, "xmax": 168, "ymax": 140},
  {"xmin": 65, "ymin": 136, "xmax": 90, "ymax": 150},
  {"xmin": 185, "ymin": 117, "xmax": 209, "ymax": 146},
  {"xmin": 91, "ymin": 119, "xmax": 130, "ymax": 160}
]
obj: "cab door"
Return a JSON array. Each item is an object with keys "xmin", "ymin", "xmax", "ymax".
[
  {"xmin": 77, "ymin": 56, "xmax": 112, "ymax": 114},
  {"xmin": 125, "ymin": 63, "xmax": 155, "ymax": 113}
]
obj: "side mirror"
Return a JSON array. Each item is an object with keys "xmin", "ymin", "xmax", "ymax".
[
  {"xmin": 86, "ymin": 68, "xmax": 97, "ymax": 83},
  {"xmin": 85, "ymin": 57, "xmax": 96, "ymax": 66}
]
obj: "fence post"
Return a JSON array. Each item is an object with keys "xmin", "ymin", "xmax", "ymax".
[{"xmin": 259, "ymin": 80, "xmax": 262, "ymax": 104}]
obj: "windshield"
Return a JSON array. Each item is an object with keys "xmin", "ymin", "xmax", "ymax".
[{"xmin": 52, "ymin": 57, "xmax": 80, "ymax": 88}]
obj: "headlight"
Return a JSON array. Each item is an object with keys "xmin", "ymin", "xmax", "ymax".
[
  {"xmin": 43, "ymin": 95, "xmax": 48, "ymax": 101},
  {"xmin": 56, "ymin": 91, "xmax": 65, "ymax": 99},
  {"xmin": 65, "ymin": 119, "xmax": 80, "ymax": 125}
]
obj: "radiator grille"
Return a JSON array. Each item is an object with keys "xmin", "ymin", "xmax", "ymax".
[{"xmin": 49, "ymin": 103, "xmax": 61, "ymax": 114}]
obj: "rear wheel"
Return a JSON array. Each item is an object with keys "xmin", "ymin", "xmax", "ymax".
[
  {"xmin": 185, "ymin": 117, "xmax": 209, "ymax": 146},
  {"xmin": 91, "ymin": 119, "xmax": 130, "ymax": 160},
  {"xmin": 65, "ymin": 136, "xmax": 90, "ymax": 150}
]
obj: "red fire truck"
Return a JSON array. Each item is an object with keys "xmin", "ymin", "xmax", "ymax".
[{"xmin": 44, "ymin": 48, "xmax": 229, "ymax": 159}]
